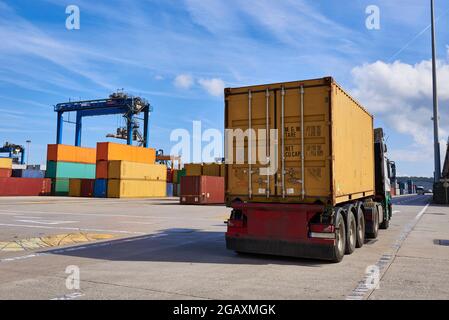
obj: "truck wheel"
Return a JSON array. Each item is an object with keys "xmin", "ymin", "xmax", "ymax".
[
  {"xmin": 355, "ymin": 207, "xmax": 365, "ymax": 248},
  {"xmin": 330, "ymin": 210, "xmax": 346, "ymax": 263},
  {"xmin": 366, "ymin": 207, "xmax": 379, "ymax": 239},
  {"xmin": 380, "ymin": 219, "xmax": 389, "ymax": 230},
  {"xmin": 345, "ymin": 210, "xmax": 357, "ymax": 255},
  {"xmin": 380, "ymin": 204, "xmax": 391, "ymax": 230}
]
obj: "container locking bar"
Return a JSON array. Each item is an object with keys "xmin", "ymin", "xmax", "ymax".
[
  {"xmin": 281, "ymin": 86, "xmax": 286, "ymax": 198},
  {"xmin": 266, "ymin": 89, "xmax": 270, "ymax": 198},
  {"xmin": 300, "ymin": 85, "xmax": 306, "ymax": 200},
  {"xmin": 248, "ymin": 90, "xmax": 253, "ymax": 199}
]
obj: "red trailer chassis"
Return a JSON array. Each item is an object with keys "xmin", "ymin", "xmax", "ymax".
[{"xmin": 226, "ymin": 202, "xmax": 344, "ymax": 261}]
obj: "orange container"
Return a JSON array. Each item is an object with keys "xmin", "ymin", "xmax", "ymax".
[
  {"xmin": 96, "ymin": 160, "xmax": 108, "ymax": 179},
  {"xmin": 47, "ymin": 144, "xmax": 96, "ymax": 164},
  {"xmin": 96, "ymin": 142, "xmax": 156, "ymax": 164}
]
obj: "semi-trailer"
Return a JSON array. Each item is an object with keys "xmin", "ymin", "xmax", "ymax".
[{"xmin": 224, "ymin": 77, "xmax": 394, "ymax": 262}]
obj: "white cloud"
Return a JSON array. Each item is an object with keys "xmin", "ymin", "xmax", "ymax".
[
  {"xmin": 198, "ymin": 78, "xmax": 225, "ymax": 97},
  {"xmin": 351, "ymin": 58, "xmax": 449, "ymax": 151},
  {"xmin": 350, "ymin": 56, "xmax": 449, "ymax": 172},
  {"xmin": 174, "ymin": 74, "xmax": 194, "ymax": 89}
]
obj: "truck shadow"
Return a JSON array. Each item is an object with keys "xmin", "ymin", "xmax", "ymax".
[{"xmin": 44, "ymin": 228, "xmax": 326, "ymax": 267}]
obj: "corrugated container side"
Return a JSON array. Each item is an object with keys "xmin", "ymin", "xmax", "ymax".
[
  {"xmin": 166, "ymin": 183, "xmax": 174, "ymax": 197},
  {"xmin": 173, "ymin": 168, "xmax": 186, "ymax": 184},
  {"xmin": 107, "ymin": 180, "xmax": 166, "ymax": 198},
  {"xmin": 52, "ymin": 178, "xmax": 70, "ymax": 196},
  {"xmin": 0, "ymin": 178, "xmax": 51, "ymax": 196},
  {"xmin": 225, "ymin": 77, "xmax": 374, "ymax": 206},
  {"xmin": 202, "ymin": 163, "xmax": 221, "ymax": 176},
  {"xmin": 96, "ymin": 142, "xmax": 156, "ymax": 164},
  {"xmin": 94, "ymin": 179, "xmax": 108, "ymax": 198},
  {"xmin": 0, "ymin": 168, "xmax": 12, "ymax": 178},
  {"xmin": 180, "ymin": 176, "xmax": 225, "ymax": 204},
  {"xmin": 0, "ymin": 158, "xmax": 13, "ymax": 169},
  {"xmin": 46, "ymin": 161, "xmax": 96, "ymax": 179},
  {"xmin": 69, "ymin": 179, "xmax": 82, "ymax": 197},
  {"xmin": 47, "ymin": 144, "xmax": 96, "ymax": 164},
  {"xmin": 167, "ymin": 169, "xmax": 173, "ymax": 183},
  {"xmin": 81, "ymin": 179, "xmax": 95, "ymax": 197},
  {"xmin": 107, "ymin": 161, "xmax": 166, "ymax": 180},
  {"xmin": 331, "ymin": 82, "xmax": 374, "ymax": 204},
  {"xmin": 185, "ymin": 164, "xmax": 203, "ymax": 176},
  {"xmin": 96, "ymin": 160, "xmax": 108, "ymax": 179}
]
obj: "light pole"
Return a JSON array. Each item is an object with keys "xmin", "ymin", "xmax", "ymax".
[
  {"xmin": 26, "ymin": 140, "xmax": 31, "ymax": 166},
  {"xmin": 431, "ymin": 0, "xmax": 441, "ymax": 182}
]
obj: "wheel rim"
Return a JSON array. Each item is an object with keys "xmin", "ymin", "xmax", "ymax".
[
  {"xmin": 337, "ymin": 224, "xmax": 345, "ymax": 254},
  {"xmin": 358, "ymin": 216, "xmax": 364, "ymax": 240},
  {"xmin": 349, "ymin": 220, "xmax": 356, "ymax": 247}
]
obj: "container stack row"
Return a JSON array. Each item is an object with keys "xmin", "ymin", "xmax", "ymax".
[
  {"xmin": 179, "ymin": 163, "xmax": 225, "ymax": 205},
  {"xmin": 95, "ymin": 142, "xmax": 165, "ymax": 198},
  {"xmin": 0, "ymin": 157, "xmax": 51, "ymax": 196},
  {"xmin": 46, "ymin": 144, "xmax": 96, "ymax": 196}
]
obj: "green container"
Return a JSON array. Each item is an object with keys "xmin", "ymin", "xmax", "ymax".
[
  {"xmin": 173, "ymin": 168, "xmax": 186, "ymax": 184},
  {"xmin": 52, "ymin": 178, "xmax": 70, "ymax": 196},
  {"xmin": 46, "ymin": 161, "xmax": 96, "ymax": 179}
]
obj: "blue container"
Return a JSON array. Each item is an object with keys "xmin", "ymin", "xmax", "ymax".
[
  {"xmin": 166, "ymin": 183, "xmax": 174, "ymax": 197},
  {"xmin": 94, "ymin": 179, "xmax": 107, "ymax": 198},
  {"xmin": 12, "ymin": 169, "xmax": 45, "ymax": 178}
]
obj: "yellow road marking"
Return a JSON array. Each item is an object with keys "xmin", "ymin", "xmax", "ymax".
[{"xmin": 0, "ymin": 233, "xmax": 115, "ymax": 252}]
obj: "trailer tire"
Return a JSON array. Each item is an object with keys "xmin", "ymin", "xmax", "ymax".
[
  {"xmin": 355, "ymin": 207, "xmax": 365, "ymax": 248},
  {"xmin": 380, "ymin": 218, "xmax": 389, "ymax": 230},
  {"xmin": 330, "ymin": 210, "xmax": 346, "ymax": 263},
  {"xmin": 366, "ymin": 206, "xmax": 379, "ymax": 239},
  {"xmin": 345, "ymin": 210, "xmax": 357, "ymax": 255}
]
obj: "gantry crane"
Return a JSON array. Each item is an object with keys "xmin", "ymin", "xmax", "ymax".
[
  {"xmin": 0, "ymin": 142, "xmax": 25, "ymax": 164},
  {"xmin": 54, "ymin": 91, "xmax": 153, "ymax": 147}
]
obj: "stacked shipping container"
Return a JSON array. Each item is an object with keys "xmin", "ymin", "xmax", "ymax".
[
  {"xmin": 46, "ymin": 144, "xmax": 96, "ymax": 196},
  {"xmin": 0, "ymin": 157, "xmax": 51, "ymax": 196},
  {"xmin": 180, "ymin": 163, "xmax": 225, "ymax": 205},
  {"xmin": 95, "ymin": 142, "xmax": 165, "ymax": 198}
]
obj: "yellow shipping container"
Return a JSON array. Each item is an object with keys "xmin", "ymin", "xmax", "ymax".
[
  {"xmin": 185, "ymin": 163, "xmax": 202, "ymax": 176},
  {"xmin": 47, "ymin": 144, "xmax": 96, "ymax": 164},
  {"xmin": 96, "ymin": 142, "xmax": 156, "ymax": 164},
  {"xmin": 225, "ymin": 77, "xmax": 374, "ymax": 206},
  {"xmin": 68, "ymin": 179, "xmax": 82, "ymax": 197},
  {"xmin": 107, "ymin": 180, "xmax": 166, "ymax": 198},
  {"xmin": 203, "ymin": 163, "xmax": 221, "ymax": 176},
  {"xmin": 0, "ymin": 158, "xmax": 12, "ymax": 169},
  {"xmin": 108, "ymin": 161, "xmax": 166, "ymax": 180}
]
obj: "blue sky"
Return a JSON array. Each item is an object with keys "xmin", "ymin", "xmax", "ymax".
[{"xmin": 1, "ymin": 0, "xmax": 448, "ymax": 177}]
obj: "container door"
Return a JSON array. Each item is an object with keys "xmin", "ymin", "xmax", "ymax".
[
  {"xmin": 226, "ymin": 90, "xmax": 276, "ymax": 199},
  {"xmin": 276, "ymin": 85, "xmax": 331, "ymax": 200}
]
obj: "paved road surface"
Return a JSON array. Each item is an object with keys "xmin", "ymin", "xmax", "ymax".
[{"xmin": 0, "ymin": 194, "xmax": 447, "ymax": 300}]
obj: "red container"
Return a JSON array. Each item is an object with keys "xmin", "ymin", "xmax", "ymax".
[
  {"xmin": 167, "ymin": 168, "xmax": 174, "ymax": 183},
  {"xmin": 96, "ymin": 160, "xmax": 108, "ymax": 179},
  {"xmin": 180, "ymin": 176, "xmax": 224, "ymax": 205},
  {"xmin": 81, "ymin": 179, "xmax": 95, "ymax": 197},
  {"xmin": 0, "ymin": 168, "xmax": 12, "ymax": 178},
  {"xmin": 0, "ymin": 178, "xmax": 51, "ymax": 196}
]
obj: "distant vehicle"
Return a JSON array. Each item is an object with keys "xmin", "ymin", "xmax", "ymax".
[{"xmin": 416, "ymin": 186, "xmax": 425, "ymax": 195}]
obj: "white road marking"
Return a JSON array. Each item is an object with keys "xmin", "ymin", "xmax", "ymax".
[
  {"xmin": 0, "ymin": 209, "xmax": 222, "ymax": 221},
  {"xmin": 15, "ymin": 219, "xmax": 78, "ymax": 225},
  {"xmin": 0, "ymin": 223, "xmax": 145, "ymax": 235},
  {"xmin": 392, "ymin": 211, "xmax": 401, "ymax": 215},
  {"xmin": 51, "ymin": 292, "xmax": 85, "ymax": 300},
  {"xmin": 346, "ymin": 203, "xmax": 429, "ymax": 300}
]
